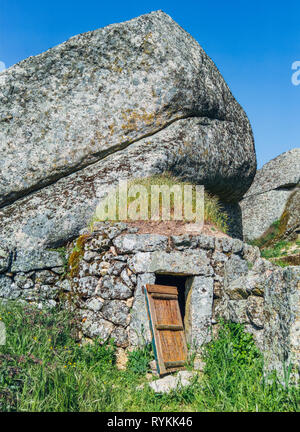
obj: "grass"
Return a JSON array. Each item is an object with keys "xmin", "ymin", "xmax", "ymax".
[
  {"xmin": 250, "ymin": 219, "xmax": 282, "ymax": 249},
  {"xmin": 250, "ymin": 220, "xmax": 300, "ymax": 267},
  {"xmin": 260, "ymin": 240, "xmax": 300, "ymax": 267},
  {"xmin": 90, "ymin": 173, "xmax": 229, "ymax": 234},
  {"xmin": 0, "ymin": 303, "xmax": 298, "ymax": 412}
]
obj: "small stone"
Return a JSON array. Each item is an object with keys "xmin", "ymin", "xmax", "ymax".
[
  {"xmin": 227, "ymin": 300, "xmax": 249, "ymax": 324},
  {"xmin": 82, "ymin": 316, "xmax": 114, "ymax": 341},
  {"xmin": 215, "ymin": 237, "xmax": 233, "ymax": 253},
  {"xmin": 78, "ymin": 261, "xmax": 91, "ymax": 278},
  {"xmin": 11, "ymin": 249, "xmax": 63, "ymax": 273},
  {"xmin": 126, "ymin": 297, "xmax": 134, "ymax": 308},
  {"xmin": 0, "ymin": 276, "xmax": 20, "ymax": 299},
  {"xmin": 38, "ymin": 299, "xmax": 56, "ymax": 309},
  {"xmin": 51, "ymin": 266, "xmax": 65, "ymax": 275},
  {"xmin": 148, "ymin": 371, "xmax": 197, "ymax": 394},
  {"xmin": 120, "ymin": 269, "xmax": 133, "ymax": 287},
  {"xmin": 113, "ymin": 234, "xmax": 168, "ymax": 254},
  {"xmin": 127, "ymin": 227, "xmax": 139, "ymax": 234},
  {"xmin": 85, "ymin": 297, "xmax": 103, "ymax": 312},
  {"xmin": 14, "ymin": 273, "xmax": 35, "ymax": 289},
  {"xmin": 34, "ymin": 270, "xmax": 59, "ymax": 285},
  {"xmin": 171, "ymin": 235, "xmax": 197, "ymax": 250},
  {"xmin": 224, "ymin": 255, "xmax": 249, "ymax": 284},
  {"xmin": 197, "ymin": 235, "xmax": 215, "ymax": 250},
  {"xmin": 193, "ymin": 357, "xmax": 206, "ymax": 371},
  {"xmin": 76, "ymin": 276, "xmax": 98, "ymax": 296},
  {"xmin": 116, "ymin": 347, "xmax": 128, "ymax": 370},
  {"xmin": 56, "ymin": 279, "xmax": 71, "ymax": 292},
  {"xmin": 101, "ymin": 300, "xmax": 129, "ymax": 326},
  {"xmin": 86, "ymin": 236, "xmax": 111, "ymax": 252},
  {"xmin": 231, "ymin": 239, "xmax": 244, "ymax": 254},
  {"xmin": 211, "ymin": 251, "xmax": 228, "ymax": 266},
  {"xmin": 110, "ymin": 326, "xmax": 129, "ymax": 347},
  {"xmin": 149, "ymin": 360, "xmax": 157, "ymax": 371},
  {"xmin": 226, "ymin": 279, "xmax": 250, "ymax": 300},
  {"xmin": 110, "ymin": 262, "xmax": 126, "ymax": 276},
  {"xmin": 0, "ymin": 246, "xmax": 10, "ymax": 273},
  {"xmin": 246, "ymin": 296, "xmax": 264, "ymax": 328},
  {"xmin": 243, "ymin": 244, "xmax": 261, "ymax": 264},
  {"xmin": 99, "ymin": 275, "xmax": 132, "ymax": 299},
  {"xmin": 39, "ymin": 285, "xmax": 59, "ymax": 299},
  {"xmin": 83, "ymin": 251, "xmax": 98, "ymax": 262}
]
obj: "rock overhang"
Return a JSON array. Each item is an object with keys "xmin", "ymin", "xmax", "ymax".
[{"xmin": 0, "ymin": 10, "xmax": 256, "ymax": 249}]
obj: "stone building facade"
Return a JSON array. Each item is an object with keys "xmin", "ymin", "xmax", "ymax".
[{"xmin": 0, "ymin": 222, "xmax": 299, "ymax": 382}]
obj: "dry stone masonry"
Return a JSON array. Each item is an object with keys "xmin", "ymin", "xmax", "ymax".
[
  {"xmin": 0, "ymin": 222, "xmax": 299, "ymax": 382},
  {"xmin": 0, "ymin": 246, "xmax": 67, "ymax": 308}
]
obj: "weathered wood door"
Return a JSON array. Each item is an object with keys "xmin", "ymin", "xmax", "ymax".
[{"xmin": 144, "ymin": 284, "xmax": 188, "ymax": 376}]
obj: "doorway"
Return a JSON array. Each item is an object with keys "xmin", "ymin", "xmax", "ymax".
[{"xmin": 154, "ymin": 274, "xmax": 188, "ymax": 328}]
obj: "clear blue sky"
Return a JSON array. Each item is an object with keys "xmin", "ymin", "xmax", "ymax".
[{"xmin": 1, "ymin": 0, "xmax": 299, "ymax": 168}]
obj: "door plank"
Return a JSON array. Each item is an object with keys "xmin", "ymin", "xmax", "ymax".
[
  {"xmin": 147, "ymin": 285, "xmax": 178, "ymax": 295},
  {"xmin": 155, "ymin": 324, "xmax": 183, "ymax": 331},
  {"xmin": 144, "ymin": 287, "xmax": 167, "ymax": 375},
  {"xmin": 144, "ymin": 284, "xmax": 188, "ymax": 376}
]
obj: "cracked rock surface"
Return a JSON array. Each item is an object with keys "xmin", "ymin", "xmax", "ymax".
[{"xmin": 241, "ymin": 149, "xmax": 300, "ymax": 241}]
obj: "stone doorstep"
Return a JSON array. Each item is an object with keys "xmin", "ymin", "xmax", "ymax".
[{"xmin": 137, "ymin": 371, "xmax": 198, "ymax": 394}]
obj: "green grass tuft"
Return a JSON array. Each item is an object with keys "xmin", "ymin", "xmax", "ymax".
[
  {"xmin": 127, "ymin": 344, "xmax": 153, "ymax": 376},
  {"xmin": 90, "ymin": 173, "xmax": 229, "ymax": 234}
]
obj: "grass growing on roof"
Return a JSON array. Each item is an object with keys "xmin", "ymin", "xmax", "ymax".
[{"xmin": 89, "ymin": 173, "xmax": 229, "ymax": 234}]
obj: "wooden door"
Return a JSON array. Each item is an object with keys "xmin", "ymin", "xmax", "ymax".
[{"xmin": 144, "ymin": 284, "xmax": 188, "ymax": 376}]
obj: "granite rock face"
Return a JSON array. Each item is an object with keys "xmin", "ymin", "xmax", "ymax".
[
  {"xmin": 0, "ymin": 10, "xmax": 255, "ymax": 249},
  {"xmin": 264, "ymin": 267, "xmax": 300, "ymax": 383},
  {"xmin": 280, "ymin": 187, "xmax": 300, "ymax": 241},
  {"xmin": 241, "ymin": 149, "xmax": 300, "ymax": 241}
]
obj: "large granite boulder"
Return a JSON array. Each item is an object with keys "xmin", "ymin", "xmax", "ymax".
[
  {"xmin": 264, "ymin": 266, "xmax": 300, "ymax": 383},
  {"xmin": 0, "ymin": 10, "xmax": 255, "ymax": 249},
  {"xmin": 241, "ymin": 149, "xmax": 300, "ymax": 241}
]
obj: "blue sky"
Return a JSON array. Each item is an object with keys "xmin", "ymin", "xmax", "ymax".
[{"xmin": 0, "ymin": 1, "xmax": 299, "ymax": 168}]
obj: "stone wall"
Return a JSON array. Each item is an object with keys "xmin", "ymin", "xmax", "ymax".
[
  {"xmin": 0, "ymin": 246, "xmax": 69, "ymax": 308},
  {"xmin": 0, "ymin": 221, "xmax": 299, "ymax": 382},
  {"xmin": 264, "ymin": 267, "xmax": 300, "ymax": 383},
  {"xmin": 68, "ymin": 223, "xmax": 251, "ymax": 349}
]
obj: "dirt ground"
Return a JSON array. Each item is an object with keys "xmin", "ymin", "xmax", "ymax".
[{"xmin": 124, "ymin": 220, "xmax": 229, "ymax": 238}]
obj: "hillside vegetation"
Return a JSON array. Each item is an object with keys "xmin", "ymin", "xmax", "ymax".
[
  {"xmin": 0, "ymin": 302, "xmax": 298, "ymax": 412},
  {"xmin": 250, "ymin": 220, "xmax": 300, "ymax": 267}
]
